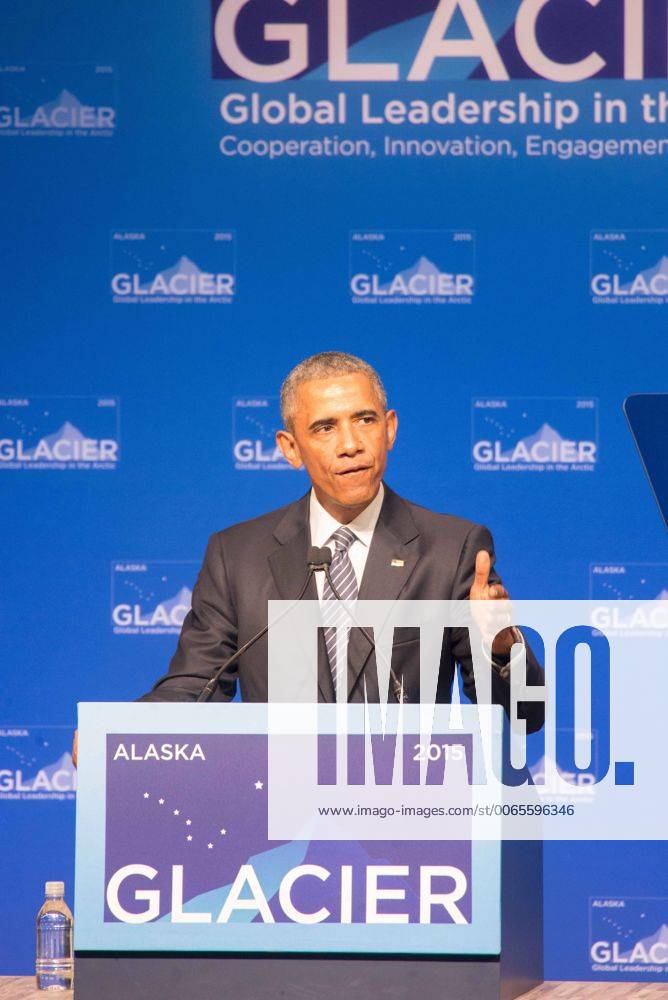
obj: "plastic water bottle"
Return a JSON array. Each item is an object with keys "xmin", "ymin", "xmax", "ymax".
[{"xmin": 35, "ymin": 881, "xmax": 73, "ymax": 991}]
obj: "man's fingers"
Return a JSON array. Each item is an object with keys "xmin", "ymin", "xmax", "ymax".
[
  {"xmin": 488, "ymin": 583, "xmax": 509, "ymax": 600},
  {"xmin": 473, "ymin": 549, "xmax": 491, "ymax": 590}
]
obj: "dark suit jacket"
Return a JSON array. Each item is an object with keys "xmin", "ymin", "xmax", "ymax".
[{"xmin": 139, "ymin": 484, "xmax": 545, "ymax": 732}]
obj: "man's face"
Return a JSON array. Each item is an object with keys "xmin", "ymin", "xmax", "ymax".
[{"xmin": 276, "ymin": 372, "xmax": 397, "ymax": 518}]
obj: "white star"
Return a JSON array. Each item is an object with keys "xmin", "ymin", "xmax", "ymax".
[
  {"xmin": 158, "ymin": 798, "xmax": 165, "ymax": 805},
  {"xmin": 254, "ymin": 780, "xmax": 263, "ymax": 790},
  {"xmin": 173, "ymin": 809, "xmax": 180, "ymax": 816},
  {"xmin": 186, "ymin": 819, "xmax": 192, "ymax": 826},
  {"xmin": 220, "ymin": 829, "xmax": 226, "ymax": 835},
  {"xmin": 143, "ymin": 792, "xmax": 149, "ymax": 798},
  {"xmin": 207, "ymin": 843, "xmax": 213, "ymax": 849},
  {"xmin": 186, "ymin": 835, "xmax": 192, "ymax": 842}
]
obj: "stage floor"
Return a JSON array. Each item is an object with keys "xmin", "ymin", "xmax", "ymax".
[{"xmin": 2, "ymin": 978, "xmax": 667, "ymax": 999}]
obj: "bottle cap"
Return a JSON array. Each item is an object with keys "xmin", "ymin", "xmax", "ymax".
[{"xmin": 45, "ymin": 881, "xmax": 64, "ymax": 897}]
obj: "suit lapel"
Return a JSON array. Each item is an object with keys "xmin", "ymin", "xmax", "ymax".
[
  {"xmin": 267, "ymin": 494, "xmax": 314, "ymax": 600},
  {"xmin": 267, "ymin": 493, "xmax": 333, "ymax": 702},
  {"xmin": 347, "ymin": 485, "xmax": 421, "ymax": 698}
]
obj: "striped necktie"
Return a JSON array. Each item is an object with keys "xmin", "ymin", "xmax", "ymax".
[{"xmin": 322, "ymin": 525, "xmax": 358, "ymax": 691}]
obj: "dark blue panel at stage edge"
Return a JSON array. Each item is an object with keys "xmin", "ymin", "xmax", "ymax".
[{"xmin": 624, "ymin": 394, "xmax": 668, "ymax": 530}]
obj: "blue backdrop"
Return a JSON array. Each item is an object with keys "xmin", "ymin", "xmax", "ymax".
[{"xmin": 1, "ymin": 0, "xmax": 667, "ymax": 981}]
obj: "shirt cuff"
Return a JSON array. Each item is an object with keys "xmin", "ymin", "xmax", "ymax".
[{"xmin": 489, "ymin": 627, "xmax": 525, "ymax": 680}]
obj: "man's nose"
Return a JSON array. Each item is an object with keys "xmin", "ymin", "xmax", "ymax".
[{"xmin": 337, "ymin": 423, "xmax": 363, "ymax": 456}]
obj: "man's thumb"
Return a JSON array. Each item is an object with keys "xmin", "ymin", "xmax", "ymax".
[{"xmin": 473, "ymin": 549, "xmax": 491, "ymax": 589}]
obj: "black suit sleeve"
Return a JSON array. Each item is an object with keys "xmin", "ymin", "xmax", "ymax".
[
  {"xmin": 137, "ymin": 533, "xmax": 239, "ymax": 702},
  {"xmin": 449, "ymin": 524, "xmax": 545, "ymax": 734}
]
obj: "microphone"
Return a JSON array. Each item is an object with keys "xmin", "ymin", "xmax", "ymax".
[
  {"xmin": 309, "ymin": 548, "xmax": 407, "ymax": 705},
  {"xmin": 308, "ymin": 545, "xmax": 333, "ymax": 570}
]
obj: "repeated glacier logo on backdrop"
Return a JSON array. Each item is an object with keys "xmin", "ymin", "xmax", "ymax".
[
  {"xmin": 233, "ymin": 397, "xmax": 295, "ymax": 471},
  {"xmin": 110, "ymin": 231, "xmax": 236, "ymax": 304},
  {"xmin": 590, "ymin": 231, "xmax": 668, "ymax": 304},
  {"xmin": 350, "ymin": 231, "xmax": 475, "ymax": 304},
  {"xmin": 589, "ymin": 563, "xmax": 668, "ymax": 637},
  {"xmin": 590, "ymin": 898, "xmax": 668, "ymax": 975},
  {"xmin": 0, "ymin": 727, "xmax": 76, "ymax": 801},
  {"xmin": 471, "ymin": 397, "xmax": 598, "ymax": 472},
  {"xmin": 0, "ymin": 64, "xmax": 116, "ymax": 137},
  {"xmin": 0, "ymin": 397, "xmax": 119, "ymax": 470},
  {"xmin": 111, "ymin": 562, "xmax": 198, "ymax": 636}
]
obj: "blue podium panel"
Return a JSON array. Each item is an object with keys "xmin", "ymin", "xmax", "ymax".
[{"xmin": 75, "ymin": 702, "xmax": 503, "ymax": 957}]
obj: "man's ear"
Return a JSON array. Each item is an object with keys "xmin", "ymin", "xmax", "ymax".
[
  {"xmin": 385, "ymin": 409, "xmax": 398, "ymax": 451},
  {"xmin": 276, "ymin": 429, "xmax": 303, "ymax": 470}
]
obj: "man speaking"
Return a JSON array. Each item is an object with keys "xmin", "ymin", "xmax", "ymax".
[{"xmin": 138, "ymin": 351, "xmax": 544, "ymax": 730}]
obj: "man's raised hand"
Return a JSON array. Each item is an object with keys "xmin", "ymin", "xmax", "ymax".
[
  {"xmin": 469, "ymin": 549, "xmax": 509, "ymax": 602},
  {"xmin": 469, "ymin": 549, "xmax": 516, "ymax": 657}
]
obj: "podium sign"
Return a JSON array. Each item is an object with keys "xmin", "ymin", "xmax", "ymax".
[{"xmin": 74, "ymin": 703, "xmax": 542, "ymax": 999}]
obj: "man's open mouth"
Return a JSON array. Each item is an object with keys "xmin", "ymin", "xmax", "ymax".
[{"xmin": 337, "ymin": 466, "xmax": 371, "ymax": 476}]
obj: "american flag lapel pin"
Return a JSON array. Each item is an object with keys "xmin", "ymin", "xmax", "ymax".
[{"xmin": 390, "ymin": 558, "xmax": 405, "ymax": 567}]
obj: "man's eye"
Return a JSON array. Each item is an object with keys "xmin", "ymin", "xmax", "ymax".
[{"xmin": 317, "ymin": 424, "xmax": 333, "ymax": 433}]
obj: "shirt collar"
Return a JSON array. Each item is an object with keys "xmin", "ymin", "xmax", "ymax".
[{"xmin": 309, "ymin": 482, "xmax": 385, "ymax": 550}]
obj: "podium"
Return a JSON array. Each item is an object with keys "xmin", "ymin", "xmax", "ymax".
[{"xmin": 74, "ymin": 702, "xmax": 542, "ymax": 1000}]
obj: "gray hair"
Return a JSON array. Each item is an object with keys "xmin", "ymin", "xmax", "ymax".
[{"xmin": 280, "ymin": 352, "xmax": 387, "ymax": 431}]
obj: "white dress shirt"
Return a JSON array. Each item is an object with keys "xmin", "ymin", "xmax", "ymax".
[{"xmin": 309, "ymin": 483, "xmax": 385, "ymax": 602}]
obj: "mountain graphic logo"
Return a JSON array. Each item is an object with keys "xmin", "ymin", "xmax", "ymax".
[
  {"xmin": 0, "ymin": 397, "xmax": 119, "ymax": 470},
  {"xmin": 591, "ymin": 232, "xmax": 668, "ymax": 299},
  {"xmin": 35, "ymin": 88, "xmax": 83, "ymax": 116},
  {"xmin": 24, "ymin": 420, "xmax": 86, "ymax": 456},
  {"xmin": 139, "ymin": 255, "xmax": 204, "ymax": 292},
  {"xmin": 111, "ymin": 240, "xmax": 235, "ymax": 301},
  {"xmin": 7, "ymin": 751, "xmax": 77, "ymax": 796},
  {"xmin": 379, "ymin": 255, "xmax": 441, "ymax": 292},
  {"xmin": 499, "ymin": 422, "xmax": 563, "ymax": 460},
  {"xmin": 111, "ymin": 561, "xmax": 198, "ymax": 634},
  {"xmin": 590, "ymin": 562, "xmax": 668, "ymax": 631},
  {"xmin": 350, "ymin": 230, "xmax": 475, "ymax": 303},
  {"xmin": 591, "ymin": 897, "xmax": 668, "ymax": 967},
  {"xmin": 620, "ymin": 255, "xmax": 668, "ymax": 294},
  {"xmin": 612, "ymin": 592, "xmax": 668, "ymax": 631},
  {"xmin": 35, "ymin": 751, "xmax": 76, "ymax": 787},
  {"xmin": 638, "ymin": 589, "xmax": 668, "ymax": 609},
  {"xmin": 472, "ymin": 400, "xmax": 598, "ymax": 471},
  {"xmin": 366, "ymin": 253, "xmax": 472, "ymax": 297},
  {"xmin": 151, "ymin": 586, "xmax": 193, "ymax": 623},
  {"xmin": 12, "ymin": 84, "xmax": 117, "ymax": 133},
  {"xmin": 620, "ymin": 923, "xmax": 668, "ymax": 962},
  {"xmin": 481, "ymin": 422, "xmax": 596, "ymax": 465},
  {"xmin": 6, "ymin": 419, "xmax": 120, "ymax": 466}
]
